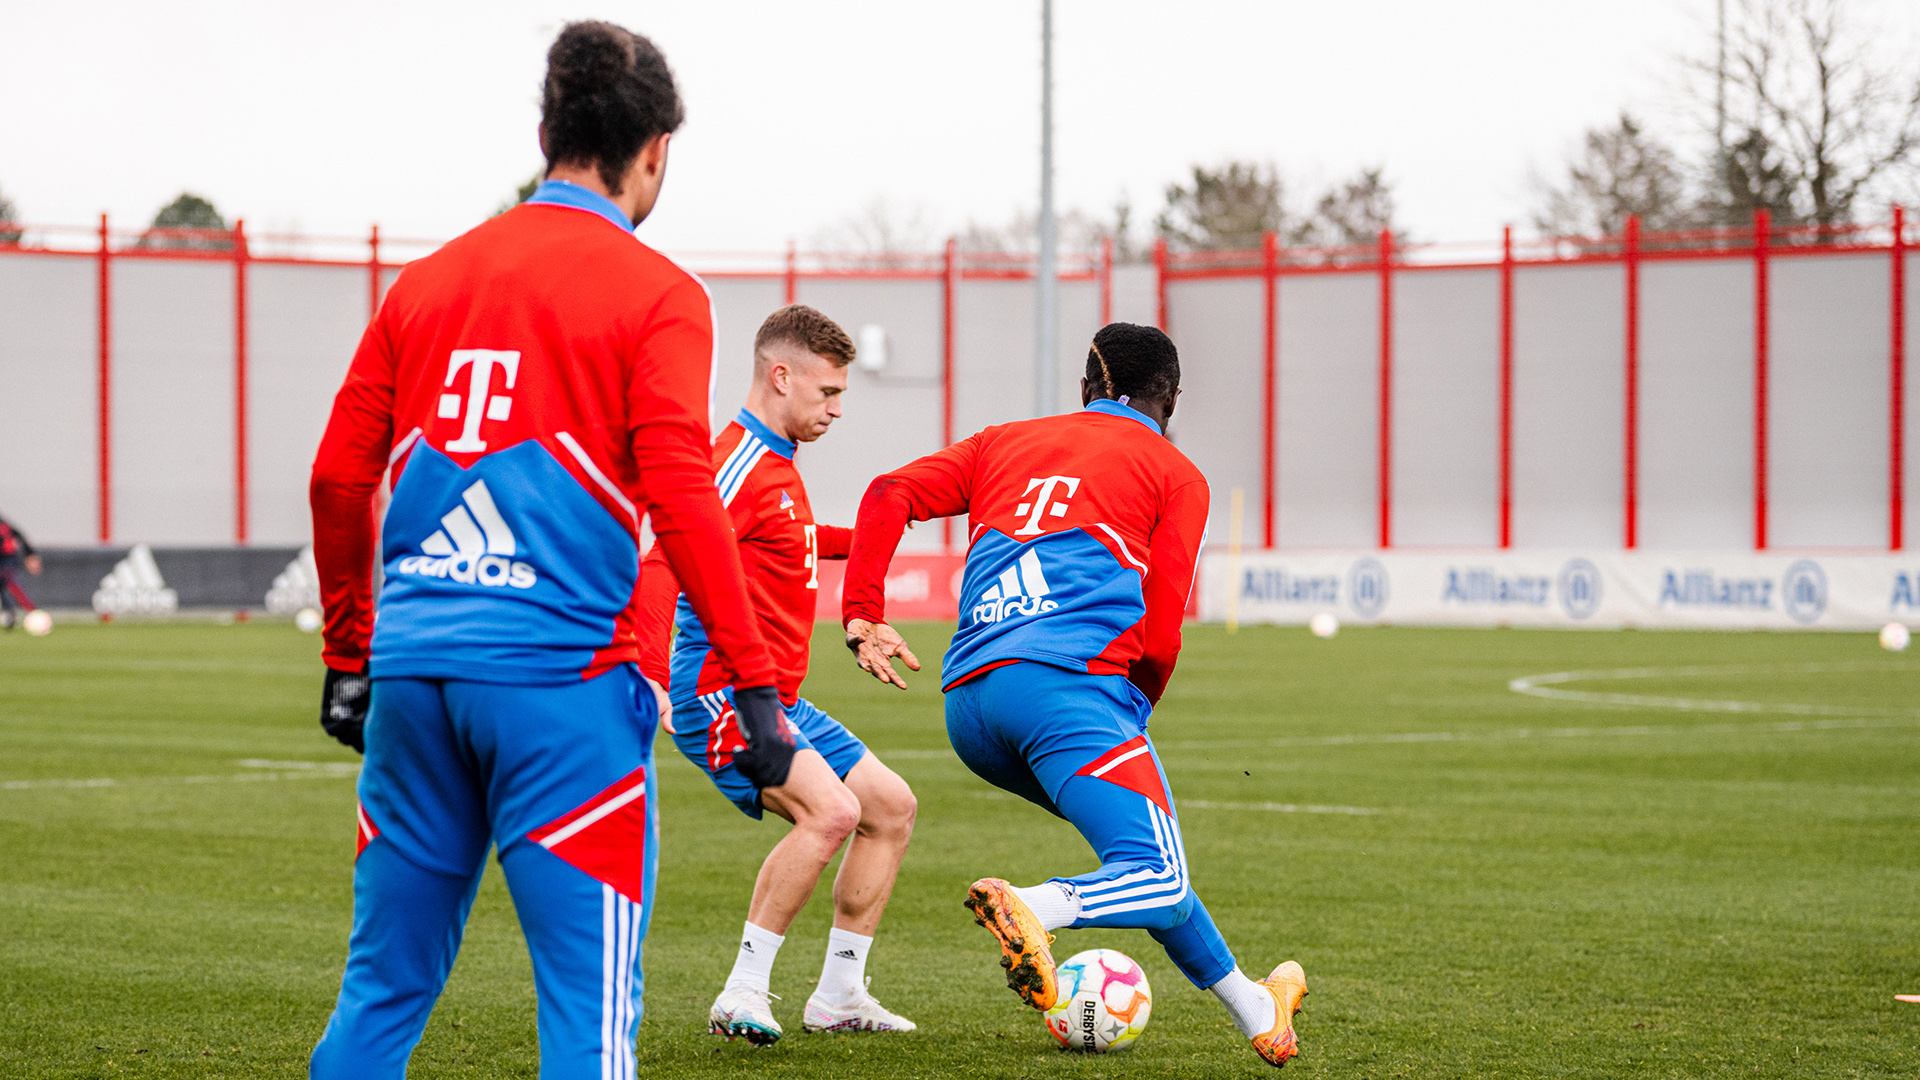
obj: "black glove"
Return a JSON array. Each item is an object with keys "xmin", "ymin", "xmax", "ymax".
[
  {"xmin": 730, "ymin": 685, "xmax": 796, "ymax": 790},
  {"xmin": 321, "ymin": 666, "xmax": 371, "ymax": 754}
]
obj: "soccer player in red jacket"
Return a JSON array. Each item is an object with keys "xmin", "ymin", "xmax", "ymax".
[
  {"xmin": 306, "ymin": 24, "xmax": 791, "ymax": 1078},
  {"xmin": 841, "ymin": 324, "xmax": 1309, "ymax": 1067},
  {"xmin": 637, "ymin": 306, "xmax": 917, "ymax": 1042}
]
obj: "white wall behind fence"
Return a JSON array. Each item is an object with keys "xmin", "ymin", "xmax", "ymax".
[
  {"xmin": 0, "ymin": 245, "xmax": 1910, "ymax": 557},
  {"xmin": 0, "ymin": 253, "xmax": 96, "ymax": 542}
]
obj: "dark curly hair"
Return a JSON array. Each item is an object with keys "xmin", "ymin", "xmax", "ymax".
[
  {"xmin": 1084, "ymin": 322, "xmax": 1180, "ymax": 405},
  {"xmin": 541, "ymin": 21, "xmax": 685, "ymax": 195}
]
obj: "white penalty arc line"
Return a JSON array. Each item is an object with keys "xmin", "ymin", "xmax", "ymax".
[
  {"xmin": 0, "ymin": 760, "xmax": 359, "ymax": 792},
  {"xmin": 1507, "ymin": 661, "xmax": 1920, "ymax": 718}
]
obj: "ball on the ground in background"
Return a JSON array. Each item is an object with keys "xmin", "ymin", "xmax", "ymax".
[
  {"xmin": 1880, "ymin": 622, "xmax": 1909, "ymax": 651},
  {"xmin": 22, "ymin": 610, "xmax": 52, "ymax": 637},
  {"xmin": 1043, "ymin": 949, "xmax": 1151, "ymax": 1052},
  {"xmin": 1309, "ymin": 611, "xmax": 1339, "ymax": 639},
  {"xmin": 295, "ymin": 608, "xmax": 324, "ymax": 634}
]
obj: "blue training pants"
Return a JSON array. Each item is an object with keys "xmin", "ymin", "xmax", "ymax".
[
  {"xmin": 945, "ymin": 661, "xmax": 1237, "ymax": 989},
  {"xmin": 310, "ymin": 665, "xmax": 658, "ymax": 1080}
]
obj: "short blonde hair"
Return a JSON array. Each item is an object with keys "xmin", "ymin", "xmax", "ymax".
[{"xmin": 754, "ymin": 304, "xmax": 855, "ymax": 369}]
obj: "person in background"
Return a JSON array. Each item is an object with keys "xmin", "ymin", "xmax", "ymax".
[{"xmin": 0, "ymin": 509, "xmax": 42, "ymax": 629}]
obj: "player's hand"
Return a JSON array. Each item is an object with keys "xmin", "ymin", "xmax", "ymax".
[
  {"xmin": 24, "ymin": 555, "xmax": 41, "ymax": 575},
  {"xmin": 730, "ymin": 685, "xmax": 796, "ymax": 790},
  {"xmin": 320, "ymin": 666, "xmax": 370, "ymax": 754},
  {"xmin": 644, "ymin": 675, "xmax": 675, "ymax": 735},
  {"xmin": 844, "ymin": 618, "xmax": 920, "ymax": 690}
]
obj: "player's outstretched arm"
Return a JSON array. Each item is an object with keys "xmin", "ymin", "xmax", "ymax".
[{"xmin": 841, "ymin": 438, "xmax": 983, "ymax": 688}]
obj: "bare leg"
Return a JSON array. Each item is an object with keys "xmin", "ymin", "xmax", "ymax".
[
  {"xmin": 829, "ymin": 753, "xmax": 916, "ymax": 935},
  {"xmin": 750, "ymin": 750, "xmax": 862, "ymax": 934}
]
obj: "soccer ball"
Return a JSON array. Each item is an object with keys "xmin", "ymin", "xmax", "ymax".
[
  {"xmin": 1880, "ymin": 622, "xmax": 1910, "ymax": 651},
  {"xmin": 1308, "ymin": 611, "xmax": 1339, "ymax": 638},
  {"xmin": 1043, "ymin": 949, "xmax": 1152, "ymax": 1052},
  {"xmin": 22, "ymin": 610, "xmax": 52, "ymax": 637},
  {"xmin": 295, "ymin": 608, "xmax": 324, "ymax": 633}
]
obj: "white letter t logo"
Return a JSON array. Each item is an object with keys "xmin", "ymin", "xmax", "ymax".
[
  {"xmin": 1013, "ymin": 475, "xmax": 1081, "ymax": 535},
  {"xmin": 440, "ymin": 350, "xmax": 521, "ymax": 453}
]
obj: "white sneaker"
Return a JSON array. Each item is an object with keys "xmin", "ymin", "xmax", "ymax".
[
  {"xmin": 709, "ymin": 986, "xmax": 783, "ymax": 1045},
  {"xmin": 803, "ymin": 980, "xmax": 917, "ymax": 1034}
]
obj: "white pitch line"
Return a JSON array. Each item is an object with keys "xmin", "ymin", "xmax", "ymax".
[
  {"xmin": 1508, "ymin": 661, "xmax": 1920, "ymax": 717},
  {"xmin": 0, "ymin": 760, "xmax": 358, "ymax": 791}
]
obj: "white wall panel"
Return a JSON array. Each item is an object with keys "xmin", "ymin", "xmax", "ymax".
[
  {"xmin": 1166, "ymin": 278, "xmax": 1263, "ymax": 545},
  {"xmin": 0, "ymin": 253, "xmax": 97, "ymax": 544},
  {"xmin": 1391, "ymin": 268, "xmax": 1500, "ymax": 546},
  {"xmin": 1276, "ymin": 273, "xmax": 1378, "ymax": 547},
  {"xmin": 1769, "ymin": 252, "xmax": 1888, "ymax": 548},
  {"xmin": 112, "ymin": 258, "xmax": 234, "ymax": 545},
  {"xmin": 248, "ymin": 264, "xmax": 366, "ymax": 545},
  {"xmin": 1511, "ymin": 263, "xmax": 1623, "ymax": 547},
  {"xmin": 1638, "ymin": 259, "xmax": 1753, "ymax": 549}
]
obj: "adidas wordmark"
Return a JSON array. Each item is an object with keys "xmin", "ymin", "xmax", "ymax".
[{"xmin": 394, "ymin": 479, "xmax": 538, "ymax": 589}]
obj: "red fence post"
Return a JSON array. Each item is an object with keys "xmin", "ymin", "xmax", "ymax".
[
  {"xmin": 942, "ymin": 236, "xmax": 958, "ymax": 552},
  {"xmin": 234, "ymin": 219, "xmax": 251, "ymax": 546},
  {"xmin": 96, "ymin": 213, "xmax": 112, "ymax": 545},
  {"xmin": 1894, "ymin": 204, "xmax": 1907, "ymax": 551},
  {"xmin": 1261, "ymin": 230, "xmax": 1278, "ymax": 548},
  {"xmin": 1099, "ymin": 236, "xmax": 1113, "ymax": 327},
  {"xmin": 368, "ymin": 224, "xmax": 382, "ymax": 322},
  {"xmin": 1153, "ymin": 238, "xmax": 1168, "ymax": 332},
  {"xmin": 1499, "ymin": 225, "xmax": 1514, "ymax": 549},
  {"xmin": 1624, "ymin": 215, "xmax": 1641, "ymax": 550},
  {"xmin": 1753, "ymin": 208, "xmax": 1770, "ymax": 551},
  {"xmin": 784, "ymin": 240, "xmax": 798, "ymax": 306},
  {"xmin": 1377, "ymin": 228, "xmax": 1394, "ymax": 549}
]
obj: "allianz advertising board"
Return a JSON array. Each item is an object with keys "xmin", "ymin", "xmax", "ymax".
[{"xmin": 1201, "ymin": 552, "xmax": 1920, "ymax": 630}]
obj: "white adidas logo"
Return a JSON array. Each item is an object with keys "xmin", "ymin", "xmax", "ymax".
[
  {"xmin": 92, "ymin": 543, "xmax": 179, "ymax": 616},
  {"xmin": 264, "ymin": 546, "xmax": 320, "ymax": 613},
  {"xmin": 394, "ymin": 479, "xmax": 538, "ymax": 589},
  {"xmin": 971, "ymin": 548, "xmax": 1058, "ymax": 625}
]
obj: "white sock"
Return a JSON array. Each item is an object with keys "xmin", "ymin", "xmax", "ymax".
[
  {"xmin": 1210, "ymin": 967, "xmax": 1278, "ymax": 1037},
  {"xmin": 1012, "ymin": 880, "xmax": 1082, "ymax": 931},
  {"xmin": 815, "ymin": 926, "xmax": 874, "ymax": 1007},
  {"xmin": 723, "ymin": 920, "xmax": 785, "ymax": 995}
]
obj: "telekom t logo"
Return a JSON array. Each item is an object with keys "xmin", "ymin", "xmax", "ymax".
[
  {"xmin": 440, "ymin": 349, "xmax": 521, "ymax": 453},
  {"xmin": 1013, "ymin": 475, "xmax": 1081, "ymax": 535}
]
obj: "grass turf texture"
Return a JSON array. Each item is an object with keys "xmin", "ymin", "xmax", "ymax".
[{"xmin": 1, "ymin": 621, "xmax": 1916, "ymax": 1078}]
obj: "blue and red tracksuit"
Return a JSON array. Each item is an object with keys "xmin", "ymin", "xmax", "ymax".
[
  {"xmin": 307, "ymin": 180, "xmax": 775, "ymax": 1079},
  {"xmin": 636, "ymin": 409, "xmax": 867, "ymax": 818},
  {"xmin": 842, "ymin": 398, "xmax": 1234, "ymax": 988}
]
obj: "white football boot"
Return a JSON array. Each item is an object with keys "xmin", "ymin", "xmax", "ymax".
[
  {"xmin": 709, "ymin": 986, "xmax": 783, "ymax": 1045},
  {"xmin": 803, "ymin": 979, "xmax": 917, "ymax": 1034}
]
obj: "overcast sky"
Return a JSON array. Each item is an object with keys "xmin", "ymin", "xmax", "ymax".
[{"xmin": 4, "ymin": 1, "xmax": 1918, "ymax": 256}]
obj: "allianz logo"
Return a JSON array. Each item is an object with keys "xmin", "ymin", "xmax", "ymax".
[
  {"xmin": 395, "ymin": 479, "xmax": 538, "ymax": 589},
  {"xmin": 972, "ymin": 549, "xmax": 1058, "ymax": 624},
  {"xmin": 1658, "ymin": 569, "xmax": 1773, "ymax": 608},
  {"xmin": 1239, "ymin": 568, "xmax": 1339, "ymax": 604}
]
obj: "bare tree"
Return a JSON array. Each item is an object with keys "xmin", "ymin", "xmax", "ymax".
[
  {"xmin": 814, "ymin": 195, "xmax": 936, "ymax": 254},
  {"xmin": 1533, "ymin": 114, "xmax": 1693, "ymax": 236},
  {"xmin": 958, "ymin": 205, "xmax": 1121, "ymax": 257},
  {"xmin": 1155, "ymin": 162, "xmax": 1284, "ymax": 251},
  {"xmin": 1294, "ymin": 167, "xmax": 1400, "ymax": 248},
  {"xmin": 1696, "ymin": 126, "xmax": 1804, "ymax": 226},
  {"xmin": 1697, "ymin": 0, "xmax": 1920, "ymax": 228}
]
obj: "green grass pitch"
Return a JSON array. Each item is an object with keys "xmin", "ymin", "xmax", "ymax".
[{"xmin": 2, "ymin": 620, "xmax": 1917, "ymax": 1077}]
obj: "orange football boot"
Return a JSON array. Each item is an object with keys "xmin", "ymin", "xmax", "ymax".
[
  {"xmin": 1251, "ymin": 960, "xmax": 1308, "ymax": 1067},
  {"xmin": 963, "ymin": 878, "xmax": 1058, "ymax": 1010}
]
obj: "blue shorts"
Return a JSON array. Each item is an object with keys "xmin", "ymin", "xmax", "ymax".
[{"xmin": 671, "ymin": 689, "xmax": 868, "ymax": 819}]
